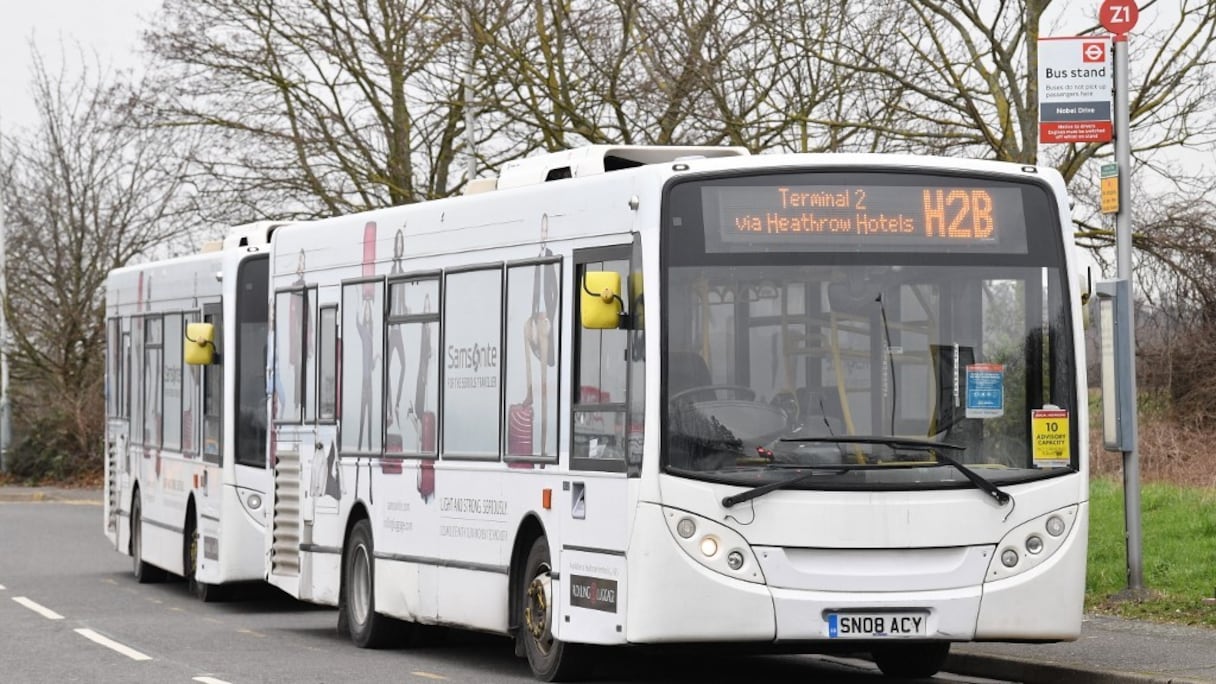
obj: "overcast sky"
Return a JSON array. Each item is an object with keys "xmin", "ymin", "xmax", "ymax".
[{"xmin": 0, "ymin": 0, "xmax": 162, "ymax": 132}]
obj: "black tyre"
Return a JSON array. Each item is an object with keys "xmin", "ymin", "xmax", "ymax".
[
  {"xmin": 131, "ymin": 497, "xmax": 166, "ymax": 584},
  {"xmin": 183, "ymin": 508, "xmax": 223, "ymax": 602},
  {"xmin": 342, "ymin": 518, "xmax": 406, "ymax": 648},
  {"xmin": 872, "ymin": 642, "xmax": 950, "ymax": 679},
  {"xmin": 520, "ymin": 537, "xmax": 588, "ymax": 682}
]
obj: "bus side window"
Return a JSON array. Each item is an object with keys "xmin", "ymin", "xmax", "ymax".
[
  {"xmin": 163, "ymin": 313, "xmax": 183, "ymax": 451},
  {"xmin": 274, "ymin": 289, "xmax": 306, "ymax": 423},
  {"xmin": 627, "ymin": 236, "xmax": 645, "ymax": 475},
  {"xmin": 339, "ymin": 280, "xmax": 385, "ymax": 455},
  {"xmin": 132, "ymin": 317, "xmax": 144, "ymax": 445},
  {"xmin": 202, "ymin": 304, "xmax": 223, "ymax": 465},
  {"xmin": 144, "ymin": 316, "xmax": 164, "ymax": 448},
  {"xmin": 386, "ymin": 278, "xmax": 439, "ymax": 457},
  {"xmin": 106, "ymin": 318, "xmax": 120, "ymax": 418},
  {"xmin": 318, "ymin": 306, "xmax": 338, "ymax": 421},
  {"xmin": 121, "ymin": 330, "xmax": 130, "ymax": 420},
  {"xmin": 441, "ymin": 268, "xmax": 504, "ymax": 459},
  {"xmin": 503, "ymin": 261, "xmax": 561, "ymax": 462},
  {"xmin": 304, "ymin": 287, "xmax": 317, "ymax": 423},
  {"xmin": 572, "ymin": 253, "xmax": 630, "ymax": 471},
  {"xmin": 182, "ymin": 313, "xmax": 200, "ymax": 457}
]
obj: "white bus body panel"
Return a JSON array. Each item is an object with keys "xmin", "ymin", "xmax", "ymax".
[
  {"xmin": 104, "ymin": 245, "xmax": 271, "ymax": 586},
  {"xmin": 259, "ymin": 149, "xmax": 1087, "ymax": 651}
]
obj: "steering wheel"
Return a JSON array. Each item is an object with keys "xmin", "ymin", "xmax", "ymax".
[{"xmin": 669, "ymin": 385, "xmax": 756, "ymax": 403}]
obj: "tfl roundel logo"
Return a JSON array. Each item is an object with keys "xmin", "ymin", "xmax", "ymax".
[{"xmin": 1082, "ymin": 42, "xmax": 1107, "ymax": 63}]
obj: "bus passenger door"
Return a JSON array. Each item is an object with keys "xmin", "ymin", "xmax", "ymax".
[
  {"xmin": 232, "ymin": 256, "xmax": 270, "ymax": 477},
  {"xmin": 269, "ymin": 286, "xmax": 314, "ymax": 588},
  {"xmin": 561, "ymin": 245, "xmax": 639, "ymax": 643},
  {"xmin": 104, "ymin": 318, "xmax": 128, "ymax": 549}
]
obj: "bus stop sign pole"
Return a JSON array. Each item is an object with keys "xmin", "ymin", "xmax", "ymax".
[{"xmin": 1101, "ymin": 0, "xmax": 1144, "ymax": 594}]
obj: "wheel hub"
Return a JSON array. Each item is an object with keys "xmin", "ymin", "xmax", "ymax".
[{"xmin": 525, "ymin": 573, "xmax": 551, "ymax": 641}]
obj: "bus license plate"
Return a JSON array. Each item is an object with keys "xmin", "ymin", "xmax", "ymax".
[{"xmin": 827, "ymin": 612, "xmax": 927, "ymax": 638}]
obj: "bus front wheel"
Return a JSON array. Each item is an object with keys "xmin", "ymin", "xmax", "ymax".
[
  {"xmin": 872, "ymin": 642, "xmax": 950, "ymax": 679},
  {"xmin": 520, "ymin": 537, "xmax": 588, "ymax": 682},
  {"xmin": 342, "ymin": 518, "xmax": 405, "ymax": 648}
]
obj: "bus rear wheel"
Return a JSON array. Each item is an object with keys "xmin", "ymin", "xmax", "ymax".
[
  {"xmin": 520, "ymin": 537, "xmax": 588, "ymax": 682},
  {"xmin": 342, "ymin": 518, "xmax": 405, "ymax": 648},
  {"xmin": 872, "ymin": 642, "xmax": 950, "ymax": 679},
  {"xmin": 131, "ymin": 497, "xmax": 166, "ymax": 584}
]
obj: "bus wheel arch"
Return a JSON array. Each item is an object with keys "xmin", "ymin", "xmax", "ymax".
[
  {"xmin": 509, "ymin": 514, "xmax": 547, "ymax": 645},
  {"xmin": 183, "ymin": 496, "xmax": 221, "ymax": 602},
  {"xmin": 337, "ymin": 503, "xmax": 369, "ymax": 636},
  {"xmin": 514, "ymin": 523, "xmax": 589, "ymax": 681},
  {"xmin": 339, "ymin": 503, "xmax": 405, "ymax": 647},
  {"xmin": 130, "ymin": 485, "xmax": 166, "ymax": 584}
]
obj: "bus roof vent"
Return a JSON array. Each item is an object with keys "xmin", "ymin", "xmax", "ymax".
[
  {"xmin": 495, "ymin": 145, "xmax": 749, "ymax": 191},
  {"xmin": 463, "ymin": 177, "xmax": 498, "ymax": 195},
  {"xmin": 222, "ymin": 220, "xmax": 288, "ymax": 249}
]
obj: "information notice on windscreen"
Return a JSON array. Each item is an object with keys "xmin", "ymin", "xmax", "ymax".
[{"xmin": 702, "ymin": 182, "xmax": 1029, "ymax": 254}]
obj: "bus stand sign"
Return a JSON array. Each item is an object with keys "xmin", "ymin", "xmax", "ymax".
[{"xmin": 1038, "ymin": 36, "xmax": 1113, "ymax": 144}]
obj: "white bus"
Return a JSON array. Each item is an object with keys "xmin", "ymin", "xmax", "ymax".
[
  {"xmin": 263, "ymin": 146, "xmax": 1088, "ymax": 680},
  {"xmin": 104, "ymin": 223, "xmax": 280, "ymax": 600}
]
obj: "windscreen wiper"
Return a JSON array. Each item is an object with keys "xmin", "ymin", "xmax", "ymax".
[
  {"xmin": 777, "ymin": 435, "xmax": 1011, "ymax": 506},
  {"xmin": 720, "ymin": 463, "xmax": 862, "ymax": 508}
]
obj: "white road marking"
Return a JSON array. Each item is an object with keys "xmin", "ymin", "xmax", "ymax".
[
  {"xmin": 0, "ymin": 583, "xmax": 6, "ymax": 590},
  {"xmin": 412, "ymin": 672, "xmax": 448, "ymax": 681},
  {"xmin": 13, "ymin": 596, "xmax": 64, "ymax": 620},
  {"xmin": 193, "ymin": 677, "xmax": 232, "ymax": 684},
  {"xmin": 74, "ymin": 628, "xmax": 152, "ymax": 661}
]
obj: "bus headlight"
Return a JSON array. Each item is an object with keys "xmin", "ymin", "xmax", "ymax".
[
  {"xmin": 662, "ymin": 507, "xmax": 765, "ymax": 584},
  {"xmin": 1046, "ymin": 515, "xmax": 1066, "ymax": 537},
  {"xmin": 726, "ymin": 550, "xmax": 745, "ymax": 570},
  {"xmin": 1001, "ymin": 548, "xmax": 1019, "ymax": 567},
  {"xmin": 676, "ymin": 517, "xmax": 697, "ymax": 539},
  {"xmin": 986, "ymin": 505, "xmax": 1078, "ymax": 582},
  {"xmin": 1026, "ymin": 534, "xmax": 1044, "ymax": 555},
  {"xmin": 236, "ymin": 487, "xmax": 269, "ymax": 526}
]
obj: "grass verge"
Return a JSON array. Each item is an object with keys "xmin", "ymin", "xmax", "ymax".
[{"xmin": 1087, "ymin": 476, "xmax": 1216, "ymax": 626}]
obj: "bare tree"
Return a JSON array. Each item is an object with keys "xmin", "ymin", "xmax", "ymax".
[
  {"xmin": 0, "ymin": 47, "xmax": 199, "ymax": 479},
  {"xmin": 477, "ymin": 0, "xmax": 901, "ymax": 153},
  {"xmin": 144, "ymin": 0, "xmax": 526, "ymax": 219}
]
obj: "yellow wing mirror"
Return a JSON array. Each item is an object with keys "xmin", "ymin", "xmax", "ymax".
[
  {"xmin": 581, "ymin": 271, "xmax": 623, "ymax": 329},
  {"xmin": 184, "ymin": 322, "xmax": 216, "ymax": 365}
]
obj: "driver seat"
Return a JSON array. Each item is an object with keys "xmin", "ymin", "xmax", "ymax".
[{"xmin": 667, "ymin": 351, "xmax": 754, "ymax": 402}]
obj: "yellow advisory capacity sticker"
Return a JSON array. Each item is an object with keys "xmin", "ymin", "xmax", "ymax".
[{"xmin": 1032, "ymin": 408, "xmax": 1071, "ymax": 467}]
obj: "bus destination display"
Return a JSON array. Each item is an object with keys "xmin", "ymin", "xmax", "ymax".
[{"xmin": 702, "ymin": 183, "xmax": 1029, "ymax": 253}]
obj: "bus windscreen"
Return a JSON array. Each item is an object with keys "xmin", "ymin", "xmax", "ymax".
[{"xmin": 700, "ymin": 173, "xmax": 1033, "ymax": 254}]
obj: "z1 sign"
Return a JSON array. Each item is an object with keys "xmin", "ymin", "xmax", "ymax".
[{"xmin": 1100, "ymin": 0, "xmax": 1139, "ymax": 35}]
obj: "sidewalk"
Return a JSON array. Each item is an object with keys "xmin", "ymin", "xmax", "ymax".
[
  {"xmin": 0, "ymin": 484, "xmax": 102, "ymax": 503},
  {"xmin": 4, "ymin": 485, "xmax": 1215, "ymax": 682},
  {"xmin": 950, "ymin": 614, "xmax": 1216, "ymax": 683}
]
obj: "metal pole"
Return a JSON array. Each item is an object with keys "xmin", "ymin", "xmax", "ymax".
[
  {"xmin": 1113, "ymin": 33, "xmax": 1144, "ymax": 593},
  {"xmin": 0, "ymin": 170, "xmax": 9, "ymax": 475},
  {"xmin": 463, "ymin": 2, "xmax": 477, "ymax": 183}
]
